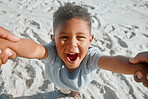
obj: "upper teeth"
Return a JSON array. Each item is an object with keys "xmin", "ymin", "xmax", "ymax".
[{"xmin": 69, "ymin": 53, "xmax": 76, "ymax": 55}]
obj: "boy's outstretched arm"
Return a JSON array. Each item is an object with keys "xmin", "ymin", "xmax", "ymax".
[
  {"xmin": 98, "ymin": 55, "xmax": 148, "ymax": 75},
  {"xmin": 0, "ymin": 38, "xmax": 48, "ymax": 59}
]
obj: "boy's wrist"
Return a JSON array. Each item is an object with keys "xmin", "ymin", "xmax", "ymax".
[
  {"xmin": 6, "ymin": 39, "xmax": 18, "ymax": 52},
  {"xmin": 0, "ymin": 38, "xmax": 12, "ymax": 50}
]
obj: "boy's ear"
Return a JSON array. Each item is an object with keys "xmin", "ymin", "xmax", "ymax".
[
  {"xmin": 89, "ymin": 34, "xmax": 94, "ymax": 43},
  {"xmin": 50, "ymin": 34, "xmax": 55, "ymax": 43}
]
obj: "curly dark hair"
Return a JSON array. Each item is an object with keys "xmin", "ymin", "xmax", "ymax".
[{"xmin": 53, "ymin": 2, "xmax": 92, "ymax": 33}]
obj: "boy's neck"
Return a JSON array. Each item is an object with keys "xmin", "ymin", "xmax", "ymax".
[{"xmin": 66, "ymin": 67, "xmax": 77, "ymax": 73}]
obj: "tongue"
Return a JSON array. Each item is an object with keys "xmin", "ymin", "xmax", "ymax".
[{"xmin": 67, "ymin": 54, "xmax": 77, "ymax": 61}]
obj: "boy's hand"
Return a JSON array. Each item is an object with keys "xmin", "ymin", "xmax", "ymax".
[
  {"xmin": 0, "ymin": 48, "xmax": 16, "ymax": 67},
  {"xmin": 129, "ymin": 51, "xmax": 148, "ymax": 87}
]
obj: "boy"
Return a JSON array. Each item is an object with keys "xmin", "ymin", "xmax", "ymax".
[{"xmin": 0, "ymin": 3, "xmax": 147, "ymax": 98}]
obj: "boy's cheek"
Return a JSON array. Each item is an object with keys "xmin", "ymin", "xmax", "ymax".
[
  {"xmin": 55, "ymin": 39, "xmax": 65, "ymax": 46},
  {"xmin": 59, "ymin": 40, "xmax": 65, "ymax": 46}
]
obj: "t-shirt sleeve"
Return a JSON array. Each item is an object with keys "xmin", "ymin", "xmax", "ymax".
[
  {"xmin": 87, "ymin": 47, "xmax": 103, "ymax": 70},
  {"xmin": 41, "ymin": 42, "xmax": 57, "ymax": 63}
]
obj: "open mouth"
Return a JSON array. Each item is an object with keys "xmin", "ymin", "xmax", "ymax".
[{"xmin": 67, "ymin": 53, "xmax": 78, "ymax": 62}]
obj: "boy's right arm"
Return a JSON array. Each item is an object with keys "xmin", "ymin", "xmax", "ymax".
[{"xmin": 0, "ymin": 38, "xmax": 48, "ymax": 59}]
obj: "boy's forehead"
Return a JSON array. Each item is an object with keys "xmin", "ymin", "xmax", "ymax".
[{"xmin": 54, "ymin": 18, "xmax": 91, "ymax": 35}]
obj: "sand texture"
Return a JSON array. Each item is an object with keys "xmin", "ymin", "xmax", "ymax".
[{"xmin": 0, "ymin": 0, "xmax": 148, "ymax": 99}]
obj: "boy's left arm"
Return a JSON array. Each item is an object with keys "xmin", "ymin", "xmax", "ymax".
[{"xmin": 98, "ymin": 55, "xmax": 148, "ymax": 75}]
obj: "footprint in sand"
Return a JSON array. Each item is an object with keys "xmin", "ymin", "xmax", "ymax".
[
  {"xmin": 114, "ymin": 36, "xmax": 128, "ymax": 48},
  {"xmin": 142, "ymin": 33, "xmax": 148, "ymax": 38},
  {"xmin": 103, "ymin": 85, "xmax": 118, "ymax": 99}
]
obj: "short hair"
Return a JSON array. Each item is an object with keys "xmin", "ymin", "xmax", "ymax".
[{"xmin": 53, "ymin": 2, "xmax": 92, "ymax": 33}]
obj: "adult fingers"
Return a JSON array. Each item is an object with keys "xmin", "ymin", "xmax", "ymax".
[
  {"xmin": 0, "ymin": 59, "xmax": 2, "ymax": 67},
  {"xmin": 5, "ymin": 48, "xmax": 16, "ymax": 59},
  {"xmin": 1, "ymin": 53, "xmax": 8, "ymax": 64},
  {"xmin": 0, "ymin": 48, "xmax": 16, "ymax": 60},
  {"xmin": 0, "ymin": 49, "xmax": 8, "ymax": 64},
  {"xmin": 0, "ymin": 26, "xmax": 20, "ymax": 42},
  {"xmin": 0, "ymin": 48, "xmax": 15, "ymax": 66},
  {"xmin": 129, "ymin": 52, "xmax": 148, "ymax": 64},
  {"xmin": 142, "ymin": 74, "xmax": 148, "ymax": 87},
  {"xmin": 0, "ymin": 49, "xmax": 2, "ymax": 67},
  {"xmin": 134, "ymin": 71, "xmax": 144, "ymax": 83}
]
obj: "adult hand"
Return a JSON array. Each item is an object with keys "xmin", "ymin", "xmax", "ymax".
[
  {"xmin": 0, "ymin": 48, "xmax": 16, "ymax": 67},
  {"xmin": 0, "ymin": 27, "xmax": 18, "ymax": 60},
  {"xmin": 129, "ymin": 51, "xmax": 148, "ymax": 87}
]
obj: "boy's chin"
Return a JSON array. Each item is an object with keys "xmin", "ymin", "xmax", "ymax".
[
  {"xmin": 66, "ymin": 64, "xmax": 79, "ymax": 69},
  {"xmin": 65, "ymin": 64, "xmax": 80, "ymax": 72}
]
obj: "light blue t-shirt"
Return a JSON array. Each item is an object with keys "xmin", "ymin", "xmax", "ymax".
[{"xmin": 42, "ymin": 42, "xmax": 102, "ymax": 91}]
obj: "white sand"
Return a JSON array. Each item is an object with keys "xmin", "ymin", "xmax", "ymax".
[{"xmin": 0, "ymin": 0, "xmax": 148, "ymax": 99}]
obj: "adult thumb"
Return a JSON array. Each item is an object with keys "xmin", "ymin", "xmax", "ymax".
[
  {"xmin": 0, "ymin": 26, "xmax": 20, "ymax": 42},
  {"xmin": 7, "ymin": 34, "xmax": 20, "ymax": 42},
  {"xmin": 129, "ymin": 57, "xmax": 138, "ymax": 64},
  {"xmin": 5, "ymin": 48, "xmax": 16, "ymax": 60}
]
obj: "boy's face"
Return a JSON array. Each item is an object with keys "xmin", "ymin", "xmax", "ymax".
[{"xmin": 52, "ymin": 18, "xmax": 93, "ymax": 72}]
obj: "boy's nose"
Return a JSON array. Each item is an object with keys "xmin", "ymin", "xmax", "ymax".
[{"xmin": 67, "ymin": 38, "xmax": 77, "ymax": 48}]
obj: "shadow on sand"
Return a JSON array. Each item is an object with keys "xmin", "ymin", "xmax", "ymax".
[{"xmin": 0, "ymin": 90, "xmax": 73, "ymax": 99}]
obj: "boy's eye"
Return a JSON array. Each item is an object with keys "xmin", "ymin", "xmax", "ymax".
[
  {"xmin": 77, "ymin": 36, "xmax": 86, "ymax": 39},
  {"xmin": 60, "ymin": 36, "xmax": 68, "ymax": 39}
]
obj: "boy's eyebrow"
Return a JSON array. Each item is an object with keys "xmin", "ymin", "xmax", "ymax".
[
  {"xmin": 59, "ymin": 32, "xmax": 68, "ymax": 35},
  {"xmin": 76, "ymin": 32, "xmax": 86, "ymax": 35},
  {"xmin": 59, "ymin": 32, "xmax": 87, "ymax": 35}
]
